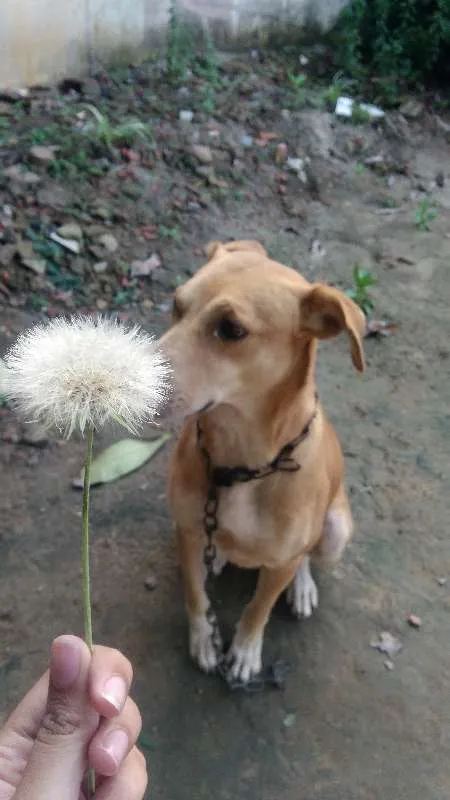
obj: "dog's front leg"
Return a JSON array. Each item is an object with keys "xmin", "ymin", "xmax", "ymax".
[
  {"xmin": 177, "ymin": 527, "xmax": 222, "ymax": 673},
  {"xmin": 228, "ymin": 559, "xmax": 299, "ymax": 683}
]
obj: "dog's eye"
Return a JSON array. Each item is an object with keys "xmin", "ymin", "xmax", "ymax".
[{"xmin": 214, "ymin": 317, "xmax": 248, "ymax": 342}]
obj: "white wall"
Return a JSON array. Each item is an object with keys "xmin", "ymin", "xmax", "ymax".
[{"xmin": 0, "ymin": 0, "xmax": 348, "ymax": 88}]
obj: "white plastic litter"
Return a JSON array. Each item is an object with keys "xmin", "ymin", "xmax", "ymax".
[{"xmin": 335, "ymin": 96, "xmax": 385, "ymax": 121}]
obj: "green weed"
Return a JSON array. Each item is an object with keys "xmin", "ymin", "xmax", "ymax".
[
  {"xmin": 287, "ymin": 72, "xmax": 308, "ymax": 107},
  {"xmin": 166, "ymin": 0, "xmax": 194, "ymax": 83},
  {"xmin": 351, "ymin": 104, "xmax": 371, "ymax": 124},
  {"xmin": 158, "ymin": 224, "xmax": 180, "ymax": 241},
  {"xmin": 330, "ymin": 0, "xmax": 450, "ymax": 102},
  {"xmin": 414, "ymin": 198, "xmax": 437, "ymax": 231},
  {"xmin": 347, "ymin": 264, "xmax": 376, "ymax": 316},
  {"xmin": 83, "ymin": 105, "xmax": 152, "ymax": 149}
]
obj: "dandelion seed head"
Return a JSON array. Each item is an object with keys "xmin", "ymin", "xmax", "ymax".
[{"xmin": 3, "ymin": 316, "xmax": 171, "ymax": 436}]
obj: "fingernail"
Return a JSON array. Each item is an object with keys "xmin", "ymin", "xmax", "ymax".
[
  {"xmin": 50, "ymin": 636, "xmax": 82, "ymax": 690},
  {"xmin": 99, "ymin": 728, "xmax": 129, "ymax": 772},
  {"xmin": 101, "ymin": 675, "xmax": 127, "ymax": 712}
]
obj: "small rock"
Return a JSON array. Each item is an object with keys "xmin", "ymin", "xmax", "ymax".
[
  {"xmin": 4, "ymin": 164, "xmax": 41, "ymax": 185},
  {"xmin": 0, "ymin": 102, "xmax": 15, "ymax": 116},
  {"xmin": 82, "ymin": 77, "xmax": 102, "ymax": 99},
  {"xmin": 21, "ymin": 258, "xmax": 46, "ymax": 275},
  {"xmin": 436, "ymin": 171, "xmax": 445, "ymax": 188},
  {"xmin": 96, "ymin": 298, "xmax": 108, "ymax": 310},
  {"xmin": 91, "ymin": 204, "xmax": 111, "ymax": 221},
  {"xmin": 179, "ymin": 110, "xmax": 194, "ymax": 123},
  {"xmin": 407, "ymin": 614, "xmax": 421, "ymax": 629},
  {"xmin": 49, "ymin": 231, "xmax": 81, "ymax": 254},
  {"xmin": 98, "ymin": 233, "xmax": 118, "ymax": 253},
  {"xmin": 37, "ymin": 184, "xmax": 72, "ymax": 209},
  {"xmin": 144, "ymin": 575, "xmax": 157, "ymax": 591},
  {"xmin": 309, "ymin": 239, "xmax": 326, "ymax": 267},
  {"xmin": 0, "ymin": 244, "xmax": 16, "ymax": 266},
  {"xmin": 282, "ymin": 197, "xmax": 307, "ymax": 219},
  {"xmin": 437, "ymin": 577, "xmax": 447, "ymax": 586},
  {"xmin": 241, "ymin": 135, "xmax": 253, "ymax": 148},
  {"xmin": 57, "ymin": 223, "xmax": 83, "ymax": 241},
  {"xmin": 189, "ymin": 144, "xmax": 213, "ymax": 165},
  {"xmin": 399, "ymin": 99, "xmax": 424, "ymax": 119},
  {"xmin": 130, "ymin": 253, "xmax": 162, "ymax": 277},
  {"xmin": 29, "ymin": 145, "xmax": 57, "ymax": 165},
  {"xmin": 384, "ymin": 659, "xmax": 395, "ymax": 671},
  {"xmin": 16, "ymin": 241, "xmax": 35, "ymax": 261},
  {"xmin": 20, "ymin": 423, "xmax": 48, "ymax": 447},
  {"xmin": 2, "ymin": 425, "xmax": 20, "ymax": 444},
  {"xmin": 93, "ymin": 261, "xmax": 108, "ymax": 274},
  {"xmin": 68, "ymin": 257, "xmax": 86, "ymax": 275},
  {"xmin": 141, "ymin": 297, "xmax": 154, "ymax": 310}
]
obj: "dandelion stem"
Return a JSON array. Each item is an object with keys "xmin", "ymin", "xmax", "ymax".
[
  {"xmin": 82, "ymin": 423, "xmax": 95, "ymax": 797},
  {"xmin": 82, "ymin": 423, "xmax": 94, "ymax": 650}
]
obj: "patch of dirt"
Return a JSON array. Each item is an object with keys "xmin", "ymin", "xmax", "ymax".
[{"xmin": 1, "ymin": 54, "xmax": 450, "ymax": 799}]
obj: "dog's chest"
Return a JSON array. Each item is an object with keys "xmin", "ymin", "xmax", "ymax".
[{"xmin": 218, "ymin": 484, "xmax": 263, "ymax": 543}]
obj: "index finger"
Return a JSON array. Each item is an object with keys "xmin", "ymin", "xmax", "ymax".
[{"xmin": 89, "ymin": 645, "xmax": 133, "ymax": 719}]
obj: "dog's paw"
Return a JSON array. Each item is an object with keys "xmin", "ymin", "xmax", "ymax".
[
  {"xmin": 189, "ymin": 614, "xmax": 221, "ymax": 673},
  {"xmin": 286, "ymin": 557, "xmax": 319, "ymax": 618},
  {"xmin": 227, "ymin": 630, "xmax": 263, "ymax": 683}
]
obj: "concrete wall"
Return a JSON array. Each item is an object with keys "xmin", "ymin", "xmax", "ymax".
[{"xmin": 1, "ymin": 0, "xmax": 348, "ymax": 89}]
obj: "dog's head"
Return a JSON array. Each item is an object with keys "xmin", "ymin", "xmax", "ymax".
[{"xmin": 160, "ymin": 240, "xmax": 365, "ymax": 415}]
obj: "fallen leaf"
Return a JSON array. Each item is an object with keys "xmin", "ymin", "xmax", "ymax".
[
  {"xmin": 283, "ymin": 712, "xmax": 296, "ymax": 728},
  {"xmin": 370, "ymin": 631, "xmax": 403, "ymax": 657},
  {"xmin": 121, "ymin": 148, "xmax": 140, "ymax": 162},
  {"xmin": 72, "ymin": 434, "xmax": 171, "ymax": 488},
  {"xmin": 365, "ymin": 319, "xmax": 398, "ymax": 338},
  {"xmin": 407, "ymin": 614, "xmax": 422, "ymax": 629},
  {"xmin": 255, "ymin": 131, "xmax": 278, "ymax": 147},
  {"xmin": 136, "ymin": 225, "xmax": 158, "ymax": 241},
  {"xmin": 275, "ymin": 143, "xmax": 288, "ymax": 165}
]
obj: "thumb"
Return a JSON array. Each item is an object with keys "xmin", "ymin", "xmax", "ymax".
[{"xmin": 16, "ymin": 635, "xmax": 98, "ymax": 800}]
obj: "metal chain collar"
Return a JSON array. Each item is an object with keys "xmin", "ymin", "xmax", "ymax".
[{"xmin": 196, "ymin": 397, "xmax": 318, "ymax": 692}]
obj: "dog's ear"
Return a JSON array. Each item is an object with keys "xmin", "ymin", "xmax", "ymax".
[
  {"xmin": 205, "ymin": 240, "xmax": 267, "ymax": 261},
  {"xmin": 300, "ymin": 284, "xmax": 365, "ymax": 372},
  {"xmin": 205, "ymin": 240, "xmax": 225, "ymax": 261}
]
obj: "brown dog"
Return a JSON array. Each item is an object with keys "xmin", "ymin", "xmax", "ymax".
[{"xmin": 160, "ymin": 240, "xmax": 365, "ymax": 683}]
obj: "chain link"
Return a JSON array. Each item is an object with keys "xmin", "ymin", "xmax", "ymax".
[{"xmin": 196, "ymin": 417, "xmax": 291, "ymax": 692}]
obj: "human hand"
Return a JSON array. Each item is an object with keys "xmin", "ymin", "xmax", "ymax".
[{"xmin": 0, "ymin": 635, "xmax": 148, "ymax": 800}]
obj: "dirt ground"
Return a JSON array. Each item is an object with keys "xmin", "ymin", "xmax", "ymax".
[{"xmin": 1, "ymin": 53, "xmax": 450, "ymax": 799}]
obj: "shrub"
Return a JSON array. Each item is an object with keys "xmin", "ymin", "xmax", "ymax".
[{"xmin": 329, "ymin": 0, "xmax": 450, "ymax": 102}]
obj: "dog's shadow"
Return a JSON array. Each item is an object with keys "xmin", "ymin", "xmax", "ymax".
[{"xmin": 210, "ymin": 563, "xmax": 325, "ymax": 650}]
